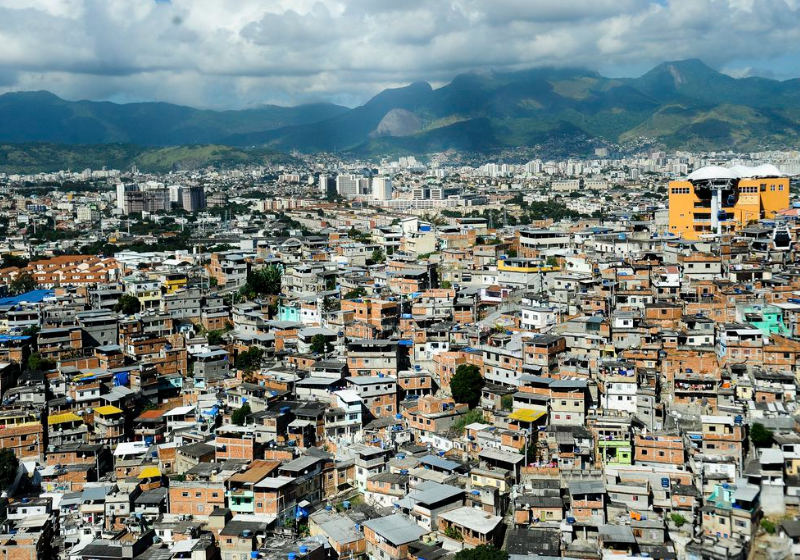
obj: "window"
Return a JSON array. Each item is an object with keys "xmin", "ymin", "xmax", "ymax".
[{"xmin": 182, "ymin": 492, "xmax": 189, "ymax": 498}]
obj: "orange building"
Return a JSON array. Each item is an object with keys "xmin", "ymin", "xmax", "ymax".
[{"xmin": 668, "ymin": 166, "xmax": 789, "ymax": 240}]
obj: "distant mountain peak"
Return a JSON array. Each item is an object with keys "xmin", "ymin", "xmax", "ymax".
[
  {"xmin": 644, "ymin": 58, "xmax": 722, "ymax": 85},
  {"xmin": 1, "ymin": 90, "xmax": 62, "ymax": 101}
]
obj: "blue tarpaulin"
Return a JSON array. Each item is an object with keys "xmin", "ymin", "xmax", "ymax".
[{"xmin": 0, "ymin": 289, "xmax": 54, "ymax": 306}]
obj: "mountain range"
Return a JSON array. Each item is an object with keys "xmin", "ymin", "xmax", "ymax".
[{"xmin": 3, "ymin": 59, "xmax": 800, "ymax": 168}]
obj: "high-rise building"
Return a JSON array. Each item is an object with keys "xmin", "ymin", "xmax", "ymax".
[
  {"xmin": 372, "ymin": 177, "xmax": 393, "ymax": 201},
  {"xmin": 337, "ymin": 174, "xmax": 364, "ymax": 198},
  {"xmin": 319, "ymin": 174, "xmax": 331, "ymax": 196},
  {"xmin": 668, "ymin": 165, "xmax": 790, "ymax": 239},
  {"xmin": 123, "ymin": 188, "xmax": 170, "ymax": 214},
  {"xmin": 116, "ymin": 183, "xmax": 139, "ymax": 211},
  {"xmin": 168, "ymin": 184, "xmax": 183, "ymax": 204},
  {"xmin": 182, "ymin": 186, "xmax": 207, "ymax": 212}
]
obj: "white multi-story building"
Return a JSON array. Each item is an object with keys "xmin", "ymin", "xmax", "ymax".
[
  {"xmin": 318, "ymin": 174, "xmax": 331, "ymax": 196},
  {"xmin": 336, "ymin": 174, "xmax": 368, "ymax": 198},
  {"xmin": 372, "ymin": 177, "xmax": 393, "ymax": 201}
]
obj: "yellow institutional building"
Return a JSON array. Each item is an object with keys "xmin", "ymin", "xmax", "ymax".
[{"xmin": 668, "ymin": 165, "xmax": 790, "ymax": 240}]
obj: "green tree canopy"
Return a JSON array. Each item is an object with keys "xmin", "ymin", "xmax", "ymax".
[
  {"xmin": 1, "ymin": 254, "xmax": 29, "ymax": 269},
  {"xmin": 455, "ymin": 545, "xmax": 508, "ymax": 560},
  {"xmin": 370, "ymin": 248, "xmax": 386, "ymax": 264},
  {"xmin": 451, "ymin": 364, "xmax": 484, "ymax": 408},
  {"xmin": 310, "ymin": 334, "xmax": 333, "ymax": 355},
  {"xmin": 114, "ymin": 294, "xmax": 141, "ymax": 315},
  {"xmin": 342, "ymin": 287, "xmax": 367, "ymax": 300},
  {"xmin": 751, "ymin": 423, "xmax": 774, "ymax": 448},
  {"xmin": 242, "ymin": 265, "xmax": 282, "ymax": 298},
  {"xmin": 231, "ymin": 403, "xmax": 251, "ymax": 426},
  {"xmin": 0, "ymin": 449, "xmax": 19, "ymax": 492},
  {"xmin": 206, "ymin": 329, "xmax": 226, "ymax": 346},
  {"xmin": 9, "ymin": 273, "xmax": 36, "ymax": 295},
  {"xmin": 236, "ymin": 348, "xmax": 264, "ymax": 373},
  {"xmin": 25, "ymin": 352, "xmax": 55, "ymax": 372}
]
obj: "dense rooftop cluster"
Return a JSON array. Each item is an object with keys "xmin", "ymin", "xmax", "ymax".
[{"xmin": 0, "ymin": 149, "xmax": 800, "ymax": 560}]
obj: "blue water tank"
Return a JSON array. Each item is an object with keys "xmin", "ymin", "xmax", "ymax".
[
  {"xmin": 420, "ymin": 225, "xmax": 431, "ymax": 232},
  {"xmin": 288, "ymin": 553, "xmax": 297, "ymax": 560},
  {"xmin": 396, "ymin": 413, "xmax": 402, "ymax": 420},
  {"xmin": 251, "ymin": 553, "xmax": 259, "ymax": 559},
  {"xmin": 325, "ymin": 505, "xmax": 332, "ymax": 511},
  {"xmin": 299, "ymin": 546, "xmax": 309, "ymax": 554},
  {"xmin": 280, "ymin": 406, "xmax": 291, "ymax": 414},
  {"xmin": 343, "ymin": 501, "xmax": 351, "ymax": 509}
]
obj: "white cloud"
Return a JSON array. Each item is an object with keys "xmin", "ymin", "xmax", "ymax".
[{"xmin": 0, "ymin": 0, "xmax": 799, "ymax": 108}]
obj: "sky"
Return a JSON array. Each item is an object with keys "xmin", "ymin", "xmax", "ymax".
[{"xmin": 2, "ymin": 0, "xmax": 800, "ymax": 109}]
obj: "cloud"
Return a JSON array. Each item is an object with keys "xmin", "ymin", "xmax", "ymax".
[{"xmin": 0, "ymin": 0, "xmax": 799, "ymax": 108}]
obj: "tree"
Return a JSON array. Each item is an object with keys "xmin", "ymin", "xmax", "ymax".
[
  {"xmin": 321, "ymin": 296, "xmax": 339, "ymax": 313},
  {"xmin": 370, "ymin": 248, "xmax": 386, "ymax": 264},
  {"xmin": 206, "ymin": 329, "xmax": 226, "ymax": 346},
  {"xmin": 441, "ymin": 280, "xmax": 452, "ymax": 289},
  {"xmin": 25, "ymin": 352, "xmax": 55, "ymax": 372},
  {"xmin": 342, "ymin": 287, "xmax": 367, "ymax": 300},
  {"xmin": 761, "ymin": 519, "xmax": 777, "ymax": 534},
  {"xmin": 114, "ymin": 294, "xmax": 141, "ymax": 315},
  {"xmin": 236, "ymin": 348, "xmax": 264, "ymax": 373},
  {"xmin": 670, "ymin": 513, "xmax": 687, "ymax": 527},
  {"xmin": 451, "ymin": 409, "xmax": 485, "ymax": 436},
  {"xmin": 501, "ymin": 394, "xmax": 513, "ymax": 411},
  {"xmin": 521, "ymin": 429, "xmax": 538, "ymax": 463},
  {"xmin": 444, "ymin": 526, "xmax": 463, "ymax": 541},
  {"xmin": 751, "ymin": 423, "xmax": 774, "ymax": 448},
  {"xmin": 310, "ymin": 334, "xmax": 333, "ymax": 355},
  {"xmin": 9, "ymin": 273, "xmax": 36, "ymax": 295},
  {"xmin": 231, "ymin": 403, "xmax": 251, "ymax": 426},
  {"xmin": 455, "ymin": 545, "xmax": 508, "ymax": 560},
  {"xmin": 1, "ymin": 254, "xmax": 28, "ymax": 269},
  {"xmin": 451, "ymin": 364, "xmax": 484, "ymax": 408},
  {"xmin": 243, "ymin": 265, "xmax": 282, "ymax": 298},
  {"xmin": 0, "ymin": 449, "xmax": 18, "ymax": 492}
]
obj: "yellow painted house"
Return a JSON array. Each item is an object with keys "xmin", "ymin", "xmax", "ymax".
[{"xmin": 161, "ymin": 273, "xmax": 188, "ymax": 294}]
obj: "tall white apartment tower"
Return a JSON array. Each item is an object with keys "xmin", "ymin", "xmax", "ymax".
[
  {"xmin": 336, "ymin": 174, "xmax": 360, "ymax": 198},
  {"xmin": 319, "ymin": 174, "xmax": 330, "ymax": 196},
  {"xmin": 372, "ymin": 177, "xmax": 393, "ymax": 201},
  {"xmin": 116, "ymin": 182, "xmax": 126, "ymax": 210}
]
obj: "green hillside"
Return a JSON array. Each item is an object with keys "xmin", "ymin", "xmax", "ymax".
[{"xmin": 0, "ymin": 143, "xmax": 296, "ymax": 174}]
